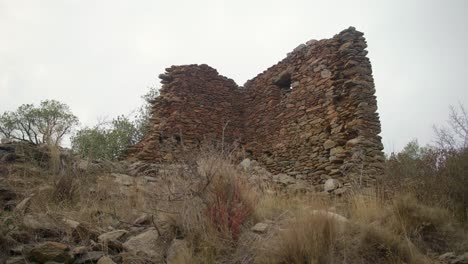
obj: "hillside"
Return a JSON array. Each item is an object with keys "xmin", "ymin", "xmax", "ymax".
[{"xmin": 0, "ymin": 142, "xmax": 466, "ymax": 264}]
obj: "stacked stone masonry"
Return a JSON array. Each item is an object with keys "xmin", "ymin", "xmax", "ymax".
[{"xmin": 128, "ymin": 27, "xmax": 385, "ymax": 187}]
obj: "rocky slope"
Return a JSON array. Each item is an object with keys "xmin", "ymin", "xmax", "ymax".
[{"xmin": 0, "ymin": 143, "xmax": 467, "ymax": 264}]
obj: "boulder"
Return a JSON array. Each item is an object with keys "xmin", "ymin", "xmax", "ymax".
[
  {"xmin": 97, "ymin": 256, "xmax": 116, "ymax": 264},
  {"xmin": 333, "ymin": 188, "xmax": 347, "ymax": 196},
  {"xmin": 324, "ymin": 179, "xmax": 338, "ymax": 192},
  {"xmin": 63, "ymin": 218, "xmax": 99, "ymax": 241},
  {"xmin": 166, "ymin": 239, "xmax": 190, "ymax": 264},
  {"xmin": 71, "ymin": 246, "xmax": 88, "ymax": 256},
  {"xmin": 133, "ymin": 213, "xmax": 151, "ymax": 226},
  {"xmin": 28, "ymin": 242, "xmax": 72, "ymax": 263},
  {"xmin": 452, "ymin": 253, "xmax": 468, "ymax": 264},
  {"xmin": 240, "ymin": 158, "xmax": 251, "ymax": 171},
  {"xmin": 251, "ymin": 222, "xmax": 269, "ymax": 234},
  {"xmin": 273, "ymin": 174, "xmax": 296, "ymax": 185},
  {"xmin": 287, "ymin": 182, "xmax": 309, "ymax": 193},
  {"xmin": 23, "ymin": 213, "xmax": 60, "ymax": 236},
  {"xmin": 346, "ymin": 137, "xmax": 361, "ymax": 148},
  {"xmin": 98, "ymin": 230, "xmax": 128, "ymax": 243},
  {"xmin": 123, "ymin": 228, "xmax": 160, "ymax": 259}
]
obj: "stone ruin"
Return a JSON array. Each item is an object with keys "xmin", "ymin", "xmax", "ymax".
[{"xmin": 128, "ymin": 27, "xmax": 385, "ymax": 187}]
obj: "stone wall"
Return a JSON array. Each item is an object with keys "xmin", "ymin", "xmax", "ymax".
[
  {"xmin": 128, "ymin": 27, "xmax": 385, "ymax": 187},
  {"xmin": 128, "ymin": 64, "xmax": 243, "ymax": 161}
]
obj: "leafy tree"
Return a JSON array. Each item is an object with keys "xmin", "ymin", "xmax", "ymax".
[
  {"xmin": 133, "ymin": 85, "xmax": 158, "ymax": 141},
  {"xmin": 71, "ymin": 127, "xmax": 108, "ymax": 160},
  {"xmin": 0, "ymin": 100, "xmax": 79, "ymax": 146},
  {"xmin": 106, "ymin": 116, "xmax": 139, "ymax": 158},
  {"xmin": 71, "ymin": 86, "xmax": 158, "ymax": 160},
  {"xmin": 72, "ymin": 116, "xmax": 139, "ymax": 160}
]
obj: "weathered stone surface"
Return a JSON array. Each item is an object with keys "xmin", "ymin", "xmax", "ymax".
[
  {"xmin": 324, "ymin": 179, "xmax": 338, "ymax": 192},
  {"xmin": 23, "ymin": 213, "xmax": 59, "ymax": 235},
  {"xmin": 6, "ymin": 256, "xmax": 27, "ymax": 264},
  {"xmin": 71, "ymin": 246, "xmax": 88, "ymax": 255},
  {"xmin": 15, "ymin": 196, "xmax": 32, "ymax": 213},
  {"xmin": 287, "ymin": 182, "xmax": 309, "ymax": 193},
  {"xmin": 251, "ymin": 222, "xmax": 269, "ymax": 234},
  {"xmin": 28, "ymin": 242, "xmax": 72, "ymax": 263},
  {"xmin": 133, "ymin": 213, "xmax": 151, "ymax": 225},
  {"xmin": 64, "ymin": 218, "xmax": 99, "ymax": 242},
  {"xmin": 128, "ymin": 27, "xmax": 385, "ymax": 189},
  {"xmin": 123, "ymin": 228, "xmax": 160, "ymax": 259},
  {"xmin": 333, "ymin": 188, "xmax": 347, "ymax": 196},
  {"xmin": 439, "ymin": 252, "xmax": 456, "ymax": 262},
  {"xmin": 166, "ymin": 239, "xmax": 190, "ymax": 264},
  {"xmin": 452, "ymin": 253, "xmax": 468, "ymax": 264},
  {"xmin": 323, "ymin": 140, "xmax": 336, "ymax": 150},
  {"xmin": 97, "ymin": 256, "xmax": 116, "ymax": 264},
  {"xmin": 98, "ymin": 230, "xmax": 128, "ymax": 243},
  {"xmin": 310, "ymin": 210, "xmax": 348, "ymax": 222},
  {"xmin": 273, "ymin": 174, "xmax": 296, "ymax": 185},
  {"xmin": 240, "ymin": 158, "xmax": 252, "ymax": 171},
  {"xmin": 320, "ymin": 69, "xmax": 332, "ymax": 78}
]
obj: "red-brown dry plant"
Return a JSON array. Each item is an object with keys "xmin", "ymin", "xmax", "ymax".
[{"xmin": 205, "ymin": 176, "xmax": 254, "ymax": 240}]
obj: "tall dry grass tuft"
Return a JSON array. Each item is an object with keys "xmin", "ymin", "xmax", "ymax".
[
  {"xmin": 48, "ymin": 144, "xmax": 62, "ymax": 175},
  {"xmin": 51, "ymin": 174, "xmax": 78, "ymax": 203},
  {"xmin": 197, "ymin": 153, "xmax": 258, "ymax": 238},
  {"xmin": 349, "ymin": 224, "xmax": 427, "ymax": 264},
  {"xmin": 170, "ymin": 151, "xmax": 259, "ymax": 263},
  {"xmin": 255, "ymin": 212, "xmax": 340, "ymax": 264},
  {"xmin": 386, "ymin": 195, "xmax": 459, "ymax": 253}
]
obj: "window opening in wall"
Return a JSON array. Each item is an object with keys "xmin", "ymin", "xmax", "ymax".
[
  {"xmin": 158, "ymin": 132, "xmax": 168, "ymax": 143},
  {"xmin": 273, "ymin": 72, "xmax": 292, "ymax": 91}
]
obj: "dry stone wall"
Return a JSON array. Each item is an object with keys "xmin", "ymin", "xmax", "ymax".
[{"xmin": 128, "ymin": 27, "xmax": 385, "ymax": 187}]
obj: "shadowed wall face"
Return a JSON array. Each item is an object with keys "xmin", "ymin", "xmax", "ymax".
[{"xmin": 129, "ymin": 27, "xmax": 385, "ymax": 187}]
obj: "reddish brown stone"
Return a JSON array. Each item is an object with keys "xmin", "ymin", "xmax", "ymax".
[{"xmin": 128, "ymin": 27, "xmax": 385, "ymax": 187}]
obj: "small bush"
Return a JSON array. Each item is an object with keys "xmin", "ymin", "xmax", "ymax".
[
  {"xmin": 350, "ymin": 224, "xmax": 427, "ymax": 264},
  {"xmin": 195, "ymin": 153, "xmax": 257, "ymax": 240},
  {"xmin": 52, "ymin": 175, "xmax": 77, "ymax": 204},
  {"xmin": 205, "ymin": 176, "xmax": 253, "ymax": 240},
  {"xmin": 255, "ymin": 212, "xmax": 339, "ymax": 264}
]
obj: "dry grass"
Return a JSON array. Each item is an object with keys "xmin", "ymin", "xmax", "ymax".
[
  {"xmin": 0, "ymin": 145, "xmax": 467, "ymax": 264},
  {"xmin": 255, "ymin": 211, "xmax": 340, "ymax": 264},
  {"xmin": 253, "ymin": 193, "xmax": 432, "ymax": 264}
]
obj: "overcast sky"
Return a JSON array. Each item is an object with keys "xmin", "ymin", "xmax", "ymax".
[{"xmin": 1, "ymin": 0, "xmax": 467, "ymax": 152}]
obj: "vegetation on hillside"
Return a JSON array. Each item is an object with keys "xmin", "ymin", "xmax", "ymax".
[
  {"xmin": 0, "ymin": 86, "xmax": 158, "ymax": 161},
  {"xmin": 0, "ymin": 98, "xmax": 466, "ymax": 263},
  {"xmin": 0, "ymin": 100, "xmax": 78, "ymax": 146},
  {"xmin": 384, "ymin": 104, "xmax": 468, "ymax": 221},
  {"xmin": 70, "ymin": 86, "xmax": 159, "ymax": 160},
  {"xmin": 0, "ymin": 144, "xmax": 466, "ymax": 263}
]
